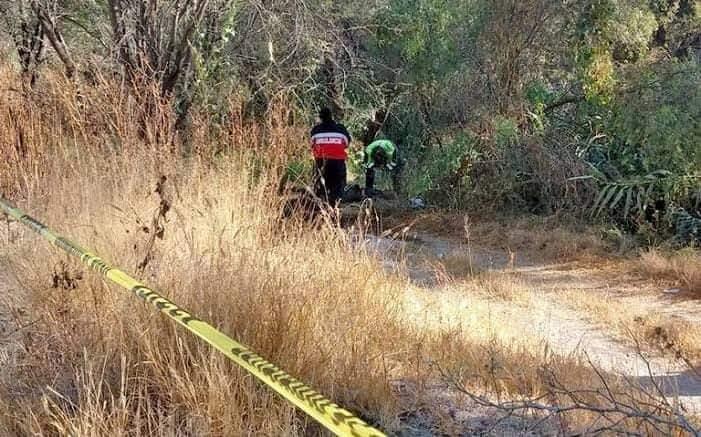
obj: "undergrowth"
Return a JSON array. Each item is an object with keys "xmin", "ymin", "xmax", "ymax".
[{"xmin": 0, "ymin": 65, "xmax": 697, "ymax": 435}]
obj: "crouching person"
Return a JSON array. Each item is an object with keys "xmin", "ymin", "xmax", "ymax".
[{"xmin": 364, "ymin": 139, "xmax": 403, "ymax": 197}]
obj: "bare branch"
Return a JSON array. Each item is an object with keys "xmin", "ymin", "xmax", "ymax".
[
  {"xmin": 30, "ymin": 0, "xmax": 75, "ymax": 78},
  {"xmin": 433, "ymin": 353, "xmax": 700, "ymax": 436}
]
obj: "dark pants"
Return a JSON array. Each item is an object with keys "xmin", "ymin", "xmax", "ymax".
[
  {"xmin": 314, "ymin": 158, "xmax": 346, "ymax": 204},
  {"xmin": 365, "ymin": 160, "xmax": 403, "ymax": 193}
]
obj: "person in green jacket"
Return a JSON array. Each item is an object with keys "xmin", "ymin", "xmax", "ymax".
[{"xmin": 364, "ymin": 139, "xmax": 403, "ymax": 196}]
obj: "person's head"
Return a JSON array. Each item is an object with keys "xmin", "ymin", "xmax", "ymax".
[
  {"xmin": 372, "ymin": 148, "xmax": 389, "ymax": 167},
  {"xmin": 319, "ymin": 107, "xmax": 333, "ymax": 123},
  {"xmin": 374, "ymin": 109, "xmax": 387, "ymax": 123}
]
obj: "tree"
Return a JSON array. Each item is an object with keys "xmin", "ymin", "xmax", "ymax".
[
  {"xmin": 0, "ymin": 1, "xmax": 68, "ymax": 87},
  {"xmin": 0, "ymin": 1, "xmax": 44, "ymax": 88},
  {"xmin": 106, "ymin": 0, "xmax": 212, "ymax": 97},
  {"xmin": 29, "ymin": 0, "xmax": 75, "ymax": 78}
]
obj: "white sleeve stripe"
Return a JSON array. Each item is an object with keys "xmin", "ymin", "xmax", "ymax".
[{"xmin": 311, "ymin": 132, "xmax": 350, "ymax": 142}]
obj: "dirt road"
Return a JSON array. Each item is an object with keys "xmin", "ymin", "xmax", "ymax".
[
  {"xmin": 367, "ymin": 232, "xmax": 701, "ymax": 415},
  {"xmin": 2, "ymin": 210, "xmax": 699, "ymax": 434}
]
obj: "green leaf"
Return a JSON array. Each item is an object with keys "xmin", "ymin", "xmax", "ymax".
[
  {"xmin": 597, "ymin": 184, "xmax": 618, "ymax": 216},
  {"xmin": 609, "ymin": 185, "xmax": 626, "ymax": 209},
  {"xmin": 645, "ymin": 183, "xmax": 655, "ymax": 206},
  {"xmin": 623, "ymin": 186, "xmax": 634, "ymax": 218},
  {"xmin": 592, "ymin": 185, "xmax": 612, "ymax": 214},
  {"xmin": 585, "ymin": 162, "xmax": 607, "ymax": 181},
  {"xmin": 568, "ymin": 175, "xmax": 596, "ymax": 181}
]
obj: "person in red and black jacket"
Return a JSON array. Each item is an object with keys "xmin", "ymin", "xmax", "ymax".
[{"xmin": 310, "ymin": 107, "xmax": 351, "ymax": 204}]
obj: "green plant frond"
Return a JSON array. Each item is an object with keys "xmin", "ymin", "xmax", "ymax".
[
  {"xmin": 609, "ymin": 185, "xmax": 627, "ymax": 210},
  {"xmin": 623, "ymin": 186, "xmax": 634, "ymax": 218}
]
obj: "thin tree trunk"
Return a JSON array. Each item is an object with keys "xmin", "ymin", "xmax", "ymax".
[{"xmin": 30, "ymin": 0, "xmax": 75, "ymax": 78}]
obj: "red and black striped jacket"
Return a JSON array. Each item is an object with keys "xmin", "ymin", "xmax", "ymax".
[{"xmin": 310, "ymin": 121, "xmax": 351, "ymax": 160}]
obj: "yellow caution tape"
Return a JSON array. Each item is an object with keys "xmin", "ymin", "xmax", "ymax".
[{"xmin": 0, "ymin": 197, "xmax": 386, "ymax": 437}]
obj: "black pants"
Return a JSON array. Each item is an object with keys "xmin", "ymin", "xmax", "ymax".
[
  {"xmin": 365, "ymin": 161, "xmax": 403, "ymax": 193},
  {"xmin": 315, "ymin": 158, "xmax": 346, "ymax": 204}
]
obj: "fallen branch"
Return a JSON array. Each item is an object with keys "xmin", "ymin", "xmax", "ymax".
[{"xmin": 434, "ymin": 350, "xmax": 700, "ymax": 435}]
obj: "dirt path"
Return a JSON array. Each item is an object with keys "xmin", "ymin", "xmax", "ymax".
[{"xmin": 366, "ymin": 232, "xmax": 701, "ymax": 414}]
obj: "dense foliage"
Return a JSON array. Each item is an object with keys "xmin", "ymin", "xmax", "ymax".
[{"xmin": 1, "ymin": 0, "xmax": 699, "ymax": 241}]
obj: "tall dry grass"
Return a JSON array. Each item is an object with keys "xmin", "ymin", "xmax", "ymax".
[
  {"xmin": 0, "ymin": 64, "xmax": 696, "ymax": 435},
  {"xmin": 637, "ymin": 249, "xmax": 701, "ymax": 293},
  {"xmin": 0, "ymin": 65, "xmax": 408, "ymax": 434}
]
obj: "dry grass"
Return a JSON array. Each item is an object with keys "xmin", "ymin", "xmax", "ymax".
[
  {"xmin": 385, "ymin": 212, "xmax": 612, "ymax": 264},
  {"xmin": 0, "ymin": 65, "xmax": 406, "ymax": 434},
  {"xmin": 465, "ymin": 215, "xmax": 613, "ymax": 264},
  {"xmin": 0, "ymin": 63, "xmax": 697, "ymax": 435},
  {"xmin": 548, "ymin": 251, "xmax": 701, "ymax": 367},
  {"xmin": 636, "ymin": 249, "xmax": 701, "ymax": 293},
  {"xmin": 470, "ymin": 272, "xmax": 530, "ymax": 303},
  {"xmin": 429, "ymin": 251, "xmax": 481, "ymax": 280},
  {"xmin": 559, "ymin": 289, "xmax": 701, "ymax": 364}
]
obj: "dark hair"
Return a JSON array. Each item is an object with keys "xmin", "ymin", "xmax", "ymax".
[
  {"xmin": 375, "ymin": 109, "xmax": 387, "ymax": 123},
  {"xmin": 319, "ymin": 107, "xmax": 333, "ymax": 123},
  {"xmin": 372, "ymin": 148, "xmax": 388, "ymax": 166}
]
